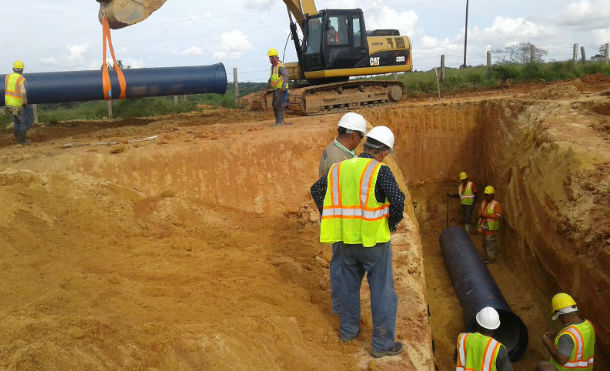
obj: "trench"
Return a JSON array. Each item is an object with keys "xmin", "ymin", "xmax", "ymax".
[{"xmin": 362, "ymin": 97, "xmax": 609, "ymax": 370}]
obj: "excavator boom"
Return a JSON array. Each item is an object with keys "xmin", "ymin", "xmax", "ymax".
[
  {"xmin": 282, "ymin": 0, "xmax": 317, "ymax": 30},
  {"xmin": 97, "ymin": 0, "xmax": 167, "ymax": 29}
]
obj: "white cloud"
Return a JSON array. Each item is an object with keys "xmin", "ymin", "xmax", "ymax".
[
  {"xmin": 245, "ymin": 0, "xmax": 274, "ymax": 10},
  {"xmin": 39, "ymin": 42, "xmax": 90, "ymax": 68},
  {"xmin": 181, "ymin": 45, "xmax": 204, "ymax": 56},
  {"xmin": 591, "ymin": 26, "xmax": 610, "ymax": 45},
  {"xmin": 552, "ymin": 0, "xmax": 610, "ymax": 28},
  {"xmin": 212, "ymin": 29, "xmax": 253, "ymax": 60},
  {"xmin": 365, "ymin": 6, "xmax": 418, "ymax": 38}
]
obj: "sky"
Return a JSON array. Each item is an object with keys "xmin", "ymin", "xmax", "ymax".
[{"xmin": 1, "ymin": 0, "xmax": 609, "ymax": 82}]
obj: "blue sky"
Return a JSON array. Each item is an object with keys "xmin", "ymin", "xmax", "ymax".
[{"xmin": 1, "ymin": 0, "xmax": 609, "ymax": 82}]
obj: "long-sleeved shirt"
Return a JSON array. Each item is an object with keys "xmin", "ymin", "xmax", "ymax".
[
  {"xmin": 267, "ymin": 63, "xmax": 289, "ymax": 89},
  {"xmin": 310, "ymin": 152, "xmax": 405, "ymax": 232}
]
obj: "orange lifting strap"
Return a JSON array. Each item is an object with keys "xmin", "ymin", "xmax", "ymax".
[{"xmin": 101, "ymin": 17, "xmax": 127, "ymax": 100}]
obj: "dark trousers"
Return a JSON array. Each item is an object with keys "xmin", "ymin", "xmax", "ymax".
[
  {"xmin": 338, "ymin": 241, "xmax": 397, "ymax": 352},
  {"xmin": 9, "ymin": 105, "xmax": 33, "ymax": 144},
  {"xmin": 272, "ymin": 89, "xmax": 284, "ymax": 124}
]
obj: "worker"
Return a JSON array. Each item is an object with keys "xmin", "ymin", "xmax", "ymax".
[
  {"xmin": 446, "ymin": 171, "xmax": 478, "ymax": 232},
  {"xmin": 317, "ymin": 111, "xmax": 367, "ymax": 315},
  {"xmin": 267, "ymin": 48, "xmax": 289, "ymax": 127},
  {"xmin": 537, "ymin": 293, "xmax": 595, "ymax": 371},
  {"xmin": 4, "ymin": 60, "xmax": 32, "ymax": 145},
  {"xmin": 476, "ymin": 185, "xmax": 502, "ymax": 264},
  {"xmin": 455, "ymin": 306, "xmax": 514, "ymax": 371},
  {"xmin": 310, "ymin": 126, "xmax": 405, "ymax": 358}
]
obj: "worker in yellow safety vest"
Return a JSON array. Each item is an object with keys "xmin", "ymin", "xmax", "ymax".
[
  {"xmin": 476, "ymin": 185, "xmax": 502, "ymax": 264},
  {"xmin": 456, "ymin": 307, "xmax": 514, "ymax": 371},
  {"xmin": 310, "ymin": 125, "xmax": 405, "ymax": 358},
  {"xmin": 266, "ymin": 48, "xmax": 289, "ymax": 127},
  {"xmin": 447, "ymin": 171, "xmax": 478, "ymax": 233},
  {"xmin": 4, "ymin": 60, "xmax": 32, "ymax": 145},
  {"xmin": 536, "ymin": 293, "xmax": 595, "ymax": 371}
]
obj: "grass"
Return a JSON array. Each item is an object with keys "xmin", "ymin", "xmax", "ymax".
[{"xmin": 1, "ymin": 61, "xmax": 608, "ymax": 129}]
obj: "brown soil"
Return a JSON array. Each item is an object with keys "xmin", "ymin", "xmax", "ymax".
[{"xmin": 0, "ymin": 76, "xmax": 608, "ymax": 370}]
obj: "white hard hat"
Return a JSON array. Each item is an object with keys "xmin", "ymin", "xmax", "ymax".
[
  {"xmin": 476, "ymin": 307, "xmax": 500, "ymax": 330},
  {"xmin": 337, "ymin": 112, "xmax": 367, "ymax": 133},
  {"xmin": 365, "ymin": 126, "xmax": 395, "ymax": 154}
]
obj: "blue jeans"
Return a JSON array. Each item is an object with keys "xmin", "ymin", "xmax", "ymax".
[
  {"xmin": 338, "ymin": 241, "xmax": 397, "ymax": 352},
  {"xmin": 330, "ymin": 242, "xmax": 342, "ymax": 313},
  {"xmin": 10, "ymin": 105, "xmax": 33, "ymax": 143}
]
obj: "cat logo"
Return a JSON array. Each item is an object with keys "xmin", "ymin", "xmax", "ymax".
[{"xmin": 370, "ymin": 57, "xmax": 380, "ymax": 66}]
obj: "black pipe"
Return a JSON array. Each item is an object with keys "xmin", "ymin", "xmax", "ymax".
[
  {"xmin": 1, "ymin": 63, "xmax": 227, "ymax": 106},
  {"xmin": 439, "ymin": 226, "xmax": 528, "ymax": 361}
]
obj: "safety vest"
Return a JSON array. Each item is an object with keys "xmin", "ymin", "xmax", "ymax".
[
  {"xmin": 459, "ymin": 181, "xmax": 475, "ymax": 206},
  {"xmin": 550, "ymin": 320, "xmax": 595, "ymax": 371},
  {"xmin": 4, "ymin": 72, "xmax": 26, "ymax": 107},
  {"xmin": 320, "ymin": 157, "xmax": 391, "ymax": 247},
  {"xmin": 456, "ymin": 332, "xmax": 504, "ymax": 371},
  {"xmin": 477, "ymin": 199, "xmax": 501, "ymax": 233},
  {"xmin": 270, "ymin": 62, "xmax": 287, "ymax": 90}
]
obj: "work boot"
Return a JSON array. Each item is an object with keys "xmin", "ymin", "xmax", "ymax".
[
  {"xmin": 340, "ymin": 329, "xmax": 361, "ymax": 343},
  {"xmin": 371, "ymin": 342, "xmax": 403, "ymax": 358},
  {"xmin": 273, "ymin": 122, "xmax": 285, "ymax": 127}
]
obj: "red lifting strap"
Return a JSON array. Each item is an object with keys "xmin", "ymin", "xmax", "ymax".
[{"xmin": 101, "ymin": 17, "xmax": 127, "ymax": 100}]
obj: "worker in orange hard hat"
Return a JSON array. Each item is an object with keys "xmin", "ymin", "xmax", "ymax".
[
  {"xmin": 447, "ymin": 171, "xmax": 478, "ymax": 233},
  {"xmin": 476, "ymin": 185, "xmax": 502, "ymax": 263},
  {"xmin": 4, "ymin": 60, "xmax": 33, "ymax": 145},
  {"xmin": 537, "ymin": 293, "xmax": 595, "ymax": 371},
  {"xmin": 267, "ymin": 48, "xmax": 289, "ymax": 127}
]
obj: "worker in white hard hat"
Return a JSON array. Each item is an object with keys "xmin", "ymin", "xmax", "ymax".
[
  {"xmin": 266, "ymin": 48, "xmax": 289, "ymax": 127},
  {"xmin": 476, "ymin": 185, "xmax": 502, "ymax": 263},
  {"xmin": 536, "ymin": 293, "xmax": 595, "ymax": 371},
  {"xmin": 310, "ymin": 125, "xmax": 405, "ymax": 358},
  {"xmin": 446, "ymin": 171, "xmax": 478, "ymax": 233},
  {"xmin": 456, "ymin": 307, "xmax": 514, "ymax": 371},
  {"xmin": 4, "ymin": 60, "xmax": 33, "ymax": 145},
  {"xmin": 316, "ymin": 112, "xmax": 367, "ymax": 315}
]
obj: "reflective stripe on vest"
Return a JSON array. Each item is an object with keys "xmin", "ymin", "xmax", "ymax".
[
  {"xmin": 551, "ymin": 320, "xmax": 595, "ymax": 371},
  {"xmin": 456, "ymin": 332, "xmax": 501, "ymax": 371},
  {"xmin": 459, "ymin": 181, "xmax": 475, "ymax": 205},
  {"xmin": 270, "ymin": 62, "xmax": 287, "ymax": 89},
  {"xmin": 4, "ymin": 73, "xmax": 25, "ymax": 107},
  {"xmin": 320, "ymin": 157, "xmax": 391, "ymax": 247}
]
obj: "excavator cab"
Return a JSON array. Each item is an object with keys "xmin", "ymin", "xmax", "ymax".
[{"xmin": 302, "ymin": 9, "xmax": 369, "ymax": 74}]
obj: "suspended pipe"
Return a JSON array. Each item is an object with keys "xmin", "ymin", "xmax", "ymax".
[
  {"xmin": 439, "ymin": 226, "xmax": 528, "ymax": 361},
  {"xmin": 1, "ymin": 63, "xmax": 227, "ymax": 106}
]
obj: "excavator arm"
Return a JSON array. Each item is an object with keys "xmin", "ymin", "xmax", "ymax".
[
  {"xmin": 282, "ymin": 0, "xmax": 317, "ymax": 30},
  {"xmin": 97, "ymin": 0, "xmax": 167, "ymax": 29}
]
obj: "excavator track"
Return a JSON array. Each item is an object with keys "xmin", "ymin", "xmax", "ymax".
[{"xmin": 243, "ymin": 80, "xmax": 405, "ymax": 115}]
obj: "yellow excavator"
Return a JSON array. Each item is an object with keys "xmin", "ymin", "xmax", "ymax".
[{"xmin": 98, "ymin": 0, "xmax": 413, "ymax": 115}]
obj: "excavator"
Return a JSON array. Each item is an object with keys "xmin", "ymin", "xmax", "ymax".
[{"xmin": 97, "ymin": 0, "xmax": 413, "ymax": 115}]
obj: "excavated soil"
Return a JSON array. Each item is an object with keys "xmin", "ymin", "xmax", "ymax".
[{"xmin": 0, "ymin": 75, "xmax": 608, "ymax": 370}]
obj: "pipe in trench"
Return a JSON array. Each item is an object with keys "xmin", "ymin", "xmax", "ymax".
[
  {"xmin": 439, "ymin": 226, "xmax": 528, "ymax": 361},
  {"xmin": 1, "ymin": 63, "xmax": 227, "ymax": 106}
]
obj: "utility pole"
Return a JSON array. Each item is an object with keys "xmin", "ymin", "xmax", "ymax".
[{"xmin": 463, "ymin": 0, "xmax": 469, "ymax": 68}]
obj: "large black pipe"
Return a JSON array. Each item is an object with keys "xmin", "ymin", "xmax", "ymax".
[
  {"xmin": 439, "ymin": 226, "xmax": 528, "ymax": 361},
  {"xmin": 1, "ymin": 63, "xmax": 227, "ymax": 106}
]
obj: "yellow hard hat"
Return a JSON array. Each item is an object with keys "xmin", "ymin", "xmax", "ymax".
[
  {"xmin": 13, "ymin": 60, "xmax": 24, "ymax": 70},
  {"xmin": 459, "ymin": 171, "xmax": 468, "ymax": 180},
  {"xmin": 551, "ymin": 293, "xmax": 577, "ymax": 313},
  {"xmin": 484, "ymin": 185, "xmax": 495, "ymax": 194},
  {"xmin": 267, "ymin": 48, "xmax": 278, "ymax": 57}
]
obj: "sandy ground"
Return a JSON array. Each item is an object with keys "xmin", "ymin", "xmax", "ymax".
[{"xmin": 0, "ymin": 75, "xmax": 608, "ymax": 370}]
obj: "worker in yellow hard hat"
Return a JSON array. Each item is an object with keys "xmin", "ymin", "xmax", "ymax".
[
  {"xmin": 4, "ymin": 60, "xmax": 33, "ymax": 145},
  {"xmin": 267, "ymin": 48, "xmax": 289, "ymax": 127},
  {"xmin": 476, "ymin": 185, "xmax": 502, "ymax": 263},
  {"xmin": 446, "ymin": 171, "xmax": 478, "ymax": 233},
  {"xmin": 536, "ymin": 293, "xmax": 595, "ymax": 371}
]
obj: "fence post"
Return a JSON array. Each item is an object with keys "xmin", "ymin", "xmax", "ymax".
[
  {"xmin": 572, "ymin": 43, "xmax": 578, "ymax": 65},
  {"xmin": 32, "ymin": 104, "xmax": 38, "ymax": 124},
  {"xmin": 487, "ymin": 51, "xmax": 491, "ymax": 76},
  {"xmin": 392, "ymin": 72, "xmax": 398, "ymax": 80},
  {"xmin": 530, "ymin": 44, "xmax": 535, "ymax": 63},
  {"xmin": 440, "ymin": 55, "xmax": 445, "ymax": 82},
  {"xmin": 107, "ymin": 100, "xmax": 112, "ymax": 119},
  {"xmin": 173, "ymin": 95, "xmax": 178, "ymax": 106},
  {"xmin": 581, "ymin": 46, "xmax": 586, "ymax": 64},
  {"xmin": 605, "ymin": 43, "xmax": 609, "ymax": 64},
  {"xmin": 434, "ymin": 68, "xmax": 441, "ymax": 100},
  {"xmin": 233, "ymin": 68, "xmax": 239, "ymax": 105}
]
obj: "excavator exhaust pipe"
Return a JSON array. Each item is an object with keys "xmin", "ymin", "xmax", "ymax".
[
  {"xmin": 1, "ymin": 63, "xmax": 227, "ymax": 106},
  {"xmin": 439, "ymin": 226, "xmax": 528, "ymax": 361}
]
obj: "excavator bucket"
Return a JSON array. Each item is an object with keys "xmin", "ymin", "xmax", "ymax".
[{"xmin": 98, "ymin": 0, "xmax": 167, "ymax": 29}]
